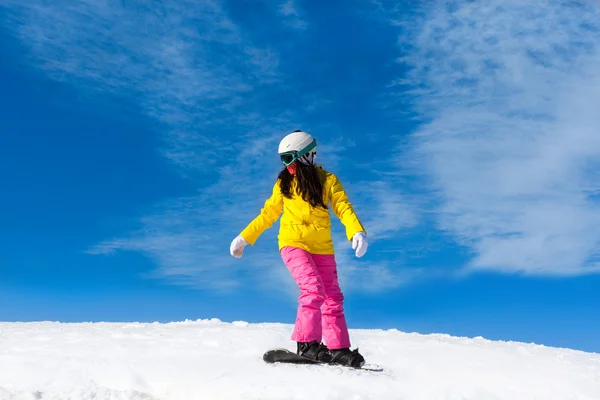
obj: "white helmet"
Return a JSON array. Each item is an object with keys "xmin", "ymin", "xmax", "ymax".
[
  {"xmin": 278, "ymin": 130, "xmax": 315, "ymax": 153},
  {"xmin": 278, "ymin": 130, "xmax": 317, "ymax": 165}
]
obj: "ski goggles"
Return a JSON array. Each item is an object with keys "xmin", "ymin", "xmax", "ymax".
[{"xmin": 279, "ymin": 139, "xmax": 317, "ymax": 166}]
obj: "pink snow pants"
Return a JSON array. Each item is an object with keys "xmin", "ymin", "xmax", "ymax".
[{"xmin": 280, "ymin": 246, "xmax": 350, "ymax": 350}]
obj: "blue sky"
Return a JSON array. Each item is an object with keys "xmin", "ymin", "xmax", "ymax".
[{"xmin": 1, "ymin": 0, "xmax": 600, "ymax": 353}]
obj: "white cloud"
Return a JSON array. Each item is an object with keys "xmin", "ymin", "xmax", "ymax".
[
  {"xmin": 1, "ymin": 0, "xmax": 291, "ymax": 282},
  {"xmin": 88, "ymin": 125, "xmax": 419, "ymax": 293},
  {"xmin": 2, "ymin": 0, "xmax": 419, "ymax": 293},
  {"xmin": 326, "ymin": 175, "xmax": 421, "ymax": 291},
  {"xmin": 1, "ymin": 0, "xmax": 280, "ymax": 170},
  {"xmin": 278, "ymin": 0, "xmax": 307, "ymax": 30},
  {"xmin": 389, "ymin": 0, "xmax": 600, "ymax": 275},
  {"xmin": 88, "ymin": 125, "xmax": 291, "ymax": 291},
  {"xmin": 1, "ymin": 0, "xmax": 297, "ymax": 290},
  {"xmin": 358, "ymin": 180, "xmax": 418, "ymax": 240},
  {"xmin": 331, "ymin": 235, "xmax": 423, "ymax": 293}
]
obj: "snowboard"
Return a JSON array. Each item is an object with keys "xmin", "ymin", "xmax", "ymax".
[{"xmin": 263, "ymin": 348, "xmax": 383, "ymax": 371}]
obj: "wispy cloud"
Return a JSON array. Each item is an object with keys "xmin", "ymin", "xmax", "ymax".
[
  {"xmin": 1, "ymin": 0, "xmax": 295, "ymax": 289},
  {"xmin": 88, "ymin": 124, "xmax": 292, "ymax": 291},
  {"xmin": 1, "ymin": 0, "xmax": 279, "ymax": 170},
  {"xmin": 385, "ymin": 1, "xmax": 600, "ymax": 276},
  {"xmin": 330, "ymin": 174, "xmax": 422, "ymax": 290},
  {"xmin": 278, "ymin": 0, "xmax": 307, "ymax": 30},
  {"xmin": 1, "ymin": 0, "xmax": 417, "ymax": 293},
  {"xmin": 333, "ymin": 236, "xmax": 421, "ymax": 293},
  {"xmin": 356, "ymin": 180, "xmax": 418, "ymax": 241}
]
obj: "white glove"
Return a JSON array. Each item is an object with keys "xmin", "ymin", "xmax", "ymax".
[
  {"xmin": 352, "ymin": 232, "xmax": 368, "ymax": 258},
  {"xmin": 230, "ymin": 235, "xmax": 248, "ymax": 258}
]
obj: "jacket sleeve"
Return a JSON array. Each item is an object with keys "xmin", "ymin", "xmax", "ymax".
[
  {"xmin": 329, "ymin": 174, "xmax": 366, "ymax": 241},
  {"xmin": 240, "ymin": 181, "xmax": 283, "ymax": 245}
]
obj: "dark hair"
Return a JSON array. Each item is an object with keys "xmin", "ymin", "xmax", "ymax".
[{"xmin": 278, "ymin": 162, "xmax": 327, "ymax": 209}]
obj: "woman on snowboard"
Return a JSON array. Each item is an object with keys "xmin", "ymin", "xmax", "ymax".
[{"xmin": 229, "ymin": 130, "xmax": 368, "ymax": 368}]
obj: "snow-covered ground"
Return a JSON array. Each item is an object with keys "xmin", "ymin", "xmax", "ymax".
[{"xmin": 0, "ymin": 319, "xmax": 598, "ymax": 400}]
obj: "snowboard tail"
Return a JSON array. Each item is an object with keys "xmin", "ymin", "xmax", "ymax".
[{"xmin": 263, "ymin": 348, "xmax": 321, "ymax": 364}]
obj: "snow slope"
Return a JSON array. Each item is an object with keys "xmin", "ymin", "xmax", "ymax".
[{"xmin": 0, "ymin": 320, "xmax": 598, "ymax": 400}]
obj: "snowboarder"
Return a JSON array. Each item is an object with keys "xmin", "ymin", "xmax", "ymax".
[{"xmin": 229, "ymin": 130, "xmax": 368, "ymax": 368}]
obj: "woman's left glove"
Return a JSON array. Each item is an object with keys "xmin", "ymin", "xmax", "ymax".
[
  {"xmin": 230, "ymin": 235, "xmax": 248, "ymax": 258},
  {"xmin": 352, "ymin": 232, "xmax": 368, "ymax": 258}
]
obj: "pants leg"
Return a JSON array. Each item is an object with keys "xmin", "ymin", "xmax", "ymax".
[
  {"xmin": 280, "ymin": 246, "xmax": 325, "ymax": 343},
  {"xmin": 312, "ymin": 254, "xmax": 351, "ymax": 350}
]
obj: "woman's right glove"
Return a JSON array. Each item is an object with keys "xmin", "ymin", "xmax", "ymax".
[{"xmin": 230, "ymin": 235, "xmax": 248, "ymax": 258}]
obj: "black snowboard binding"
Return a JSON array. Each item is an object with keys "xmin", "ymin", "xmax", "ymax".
[
  {"xmin": 297, "ymin": 341, "xmax": 333, "ymax": 363},
  {"xmin": 329, "ymin": 347, "xmax": 365, "ymax": 368}
]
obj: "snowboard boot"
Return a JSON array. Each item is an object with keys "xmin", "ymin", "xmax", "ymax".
[
  {"xmin": 297, "ymin": 341, "xmax": 333, "ymax": 363},
  {"xmin": 330, "ymin": 347, "xmax": 365, "ymax": 368}
]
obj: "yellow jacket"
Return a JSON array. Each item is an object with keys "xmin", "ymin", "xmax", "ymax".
[{"xmin": 240, "ymin": 167, "xmax": 365, "ymax": 254}]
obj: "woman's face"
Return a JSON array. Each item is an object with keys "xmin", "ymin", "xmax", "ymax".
[{"xmin": 286, "ymin": 162, "xmax": 297, "ymax": 175}]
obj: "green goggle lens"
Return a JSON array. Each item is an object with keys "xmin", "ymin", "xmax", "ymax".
[
  {"xmin": 280, "ymin": 153, "xmax": 297, "ymax": 166},
  {"xmin": 279, "ymin": 139, "xmax": 317, "ymax": 166}
]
